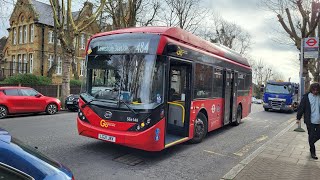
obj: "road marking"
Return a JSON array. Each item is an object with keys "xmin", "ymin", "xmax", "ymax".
[
  {"xmin": 203, "ymin": 150, "xmax": 238, "ymax": 159},
  {"xmin": 204, "ymin": 150, "xmax": 227, "ymax": 157},
  {"xmin": 233, "ymin": 135, "xmax": 268, "ymax": 157},
  {"xmin": 222, "ymin": 118, "xmax": 296, "ymax": 180}
]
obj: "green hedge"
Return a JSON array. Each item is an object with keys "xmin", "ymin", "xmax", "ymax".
[
  {"xmin": 70, "ymin": 79, "xmax": 82, "ymax": 86},
  {"xmin": 3, "ymin": 74, "xmax": 52, "ymax": 85}
]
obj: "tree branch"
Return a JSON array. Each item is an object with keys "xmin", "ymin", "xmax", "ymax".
[
  {"xmin": 49, "ymin": 0, "xmax": 61, "ymax": 28},
  {"xmin": 277, "ymin": 14, "xmax": 296, "ymax": 39},
  {"xmin": 78, "ymin": 0, "xmax": 106, "ymax": 33},
  {"xmin": 285, "ymin": 8, "xmax": 299, "ymax": 40}
]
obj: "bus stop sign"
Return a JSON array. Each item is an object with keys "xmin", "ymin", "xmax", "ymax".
[{"xmin": 304, "ymin": 37, "xmax": 319, "ymax": 58}]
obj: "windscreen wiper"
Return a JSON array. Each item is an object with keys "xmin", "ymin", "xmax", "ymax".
[
  {"xmin": 119, "ymin": 99, "xmax": 138, "ymax": 115},
  {"xmin": 81, "ymin": 98, "xmax": 117, "ymax": 108}
]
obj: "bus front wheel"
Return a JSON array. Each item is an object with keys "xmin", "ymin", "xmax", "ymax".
[{"xmin": 190, "ymin": 112, "xmax": 208, "ymax": 144}]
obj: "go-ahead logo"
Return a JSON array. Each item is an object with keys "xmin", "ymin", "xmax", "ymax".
[{"xmin": 100, "ymin": 120, "xmax": 116, "ymax": 128}]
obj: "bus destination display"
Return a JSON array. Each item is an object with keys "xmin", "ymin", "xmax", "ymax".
[{"xmin": 95, "ymin": 39, "xmax": 150, "ymax": 54}]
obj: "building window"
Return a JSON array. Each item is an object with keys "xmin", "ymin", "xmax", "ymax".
[
  {"xmin": 56, "ymin": 56, "xmax": 62, "ymax": 75},
  {"xmin": 48, "ymin": 54, "xmax": 53, "ymax": 69},
  {"xmin": 29, "ymin": 54, "xmax": 33, "ymax": 73},
  {"xmin": 23, "ymin": 25, "xmax": 27, "ymax": 43},
  {"xmin": 23, "ymin": 54, "xmax": 27, "ymax": 73},
  {"xmin": 13, "ymin": 28, "xmax": 17, "ymax": 45},
  {"xmin": 57, "ymin": 39, "xmax": 61, "ymax": 45},
  {"xmin": 73, "ymin": 59, "xmax": 77, "ymax": 72},
  {"xmin": 12, "ymin": 55, "xmax": 16, "ymax": 74},
  {"xmin": 48, "ymin": 31, "xmax": 54, "ymax": 44},
  {"xmin": 80, "ymin": 34, "xmax": 85, "ymax": 49},
  {"xmin": 80, "ymin": 60, "xmax": 84, "ymax": 76},
  {"xmin": 30, "ymin": 24, "xmax": 34, "ymax": 43},
  {"xmin": 19, "ymin": 26, "xmax": 23, "ymax": 44},
  {"xmin": 18, "ymin": 54, "xmax": 22, "ymax": 73}
]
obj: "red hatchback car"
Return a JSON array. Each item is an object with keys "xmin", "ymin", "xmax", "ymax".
[{"xmin": 0, "ymin": 87, "xmax": 61, "ymax": 119}]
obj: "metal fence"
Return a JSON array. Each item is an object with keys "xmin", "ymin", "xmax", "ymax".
[
  {"xmin": 1, "ymin": 61, "xmax": 29, "ymax": 78},
  {"xmin": 0, "ymin": 84, "xmax": 81, "ymax": 98}
]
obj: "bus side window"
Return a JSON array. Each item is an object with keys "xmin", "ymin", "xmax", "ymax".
[{"xmin": 213, "ymin": 68, "xmax": 223, "ymax": 98}]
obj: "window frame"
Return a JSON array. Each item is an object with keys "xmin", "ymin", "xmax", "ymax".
[
  {"xmin": 13, "ymin": 28, "xmax": 17, "ymax": 45},
  {"xmin": 29, "ymin": 53, "xmax": 33, "ymax": 73},
  {"xmin": 19, "ymin": 26, "xmax": 23, "ymax": 44},
  {"xmin": 23, "ymin": 25, "xmax": 28, "ymax": 44},
  {"xmin": 56, "ymin": 56, "xmax": 62, "ymax": 75},
  {"xmin": 0, "ymin": 162, "xmax": 34, "ymax": 180},
  {"xmin": 48, "ymin": 31, "xmax": 53, "ymax": 44},
  {"xmin": 29, "ymin": 24, "xmax": 34, "ymax": 43}
]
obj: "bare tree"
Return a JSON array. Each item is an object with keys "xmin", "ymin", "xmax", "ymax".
[
  {"xmin": 261, "ymin": 0, "xmax": 320, "ymax": 88},
  {"xmin": 212, "ymin": 14, "xmax": 251, "ymax": 55},
  {"xmin": 250, "ymin": 58, "xmax": 284, "ymax": 85},
  {"xmin": 49, "ymin": 0, "xmax": 105, "ymax": 102},
  {"xmin": 159, "ymin": 0, "xmax": 207, "ymax": 33},
  {"xmin": 102, "ymin": 0, "xmax": 160, "ymax": 30}
]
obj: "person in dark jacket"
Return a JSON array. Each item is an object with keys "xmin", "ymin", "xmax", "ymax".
[{"xmin": 297, "ymin": 82, "xmax": 320, "ymax": 159}]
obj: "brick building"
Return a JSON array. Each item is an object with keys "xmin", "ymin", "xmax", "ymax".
[{"xmin": 1, "ymin": 0, "xmax": 100, "ymax": 83}]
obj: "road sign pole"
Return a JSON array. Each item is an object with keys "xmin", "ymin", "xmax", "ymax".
[{"xmin": 295, "ymin": 39, "xmax": 305, "ymax": 132}]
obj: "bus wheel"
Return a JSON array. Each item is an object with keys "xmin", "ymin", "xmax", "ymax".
[
  {"xmin": 190, "ymin": 112, "xmax": 207, "ymax": 144},
  {"xmin": 232, "ymin": 106, "xmax": 242, "ymax": 126}
]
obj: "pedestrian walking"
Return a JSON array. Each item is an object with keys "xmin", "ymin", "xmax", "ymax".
[{"xmin": 297, "ymin": 82, "xmax": 320, "ymax": 159}]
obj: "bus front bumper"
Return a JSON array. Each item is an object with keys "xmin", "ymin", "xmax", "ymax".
[
  {"xmin": 77, "ymin": 118, "xmax": 166, "ymax": 151},
  {"xmin": 263, "ymin": 104, "xmax": 294, "ymax": 111}
]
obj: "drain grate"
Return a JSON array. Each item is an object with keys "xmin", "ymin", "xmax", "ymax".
[{"xmin": 113, "ymin": 154, "xmax": 144, "ymax": 166}]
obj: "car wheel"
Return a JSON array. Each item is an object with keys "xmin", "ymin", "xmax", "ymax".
[
  {"xmin": 0, "ymin": 106, "xmax": 8, "ymax": 119},
  {"xmin": 189, "ymin": 112, "xmax": 208, "ymax": 144},
  {"xmin": 46, "ymin": 103, "xmax": 58, "ymax": 115},
  {"xmin": 232, "ymin": 106, "xmax": 242, "ymax": 126}
]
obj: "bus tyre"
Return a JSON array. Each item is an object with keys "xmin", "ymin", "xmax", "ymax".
[
  {"xmin": 46, "ymin": 103, "xmax": 58, "ymax": 115},
  {"xmin": 0, "ymin": 106, "xmax": 8, "ymax": 119},
  {"xmin": 190, "ymin": 112, "xmax": 208, "ymax": 144},
  {"xmin": 232, "ymin": 106, "xmax": 242, "ymax": 126}
]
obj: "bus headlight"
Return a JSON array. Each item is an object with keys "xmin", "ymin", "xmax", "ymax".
[
  {"xmin": 78, "ymin": 110, "xmax": 90, "ymax": 123},
  {"xmin": 128, "ymin": 118, "xmax": 152, "ymax": 132}
]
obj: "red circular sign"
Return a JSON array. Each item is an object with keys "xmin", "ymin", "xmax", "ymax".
[{"xmin": 306, "ymin": 38, "xmax": 317, "ymax": 46}]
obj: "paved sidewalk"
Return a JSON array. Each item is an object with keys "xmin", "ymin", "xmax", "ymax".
[{"xmin": 223, "ymin": 121, "xmax": 320, "ymax": 180}]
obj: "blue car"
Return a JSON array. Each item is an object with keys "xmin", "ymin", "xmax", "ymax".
[{"xmin": 0, "ymin": 128, "xmax": 74, "ymax": 180}]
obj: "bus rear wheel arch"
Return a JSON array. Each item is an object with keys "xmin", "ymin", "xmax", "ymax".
[{"xmin": 190, "ymin": 111, "xmax": 208, "ymax": 144}]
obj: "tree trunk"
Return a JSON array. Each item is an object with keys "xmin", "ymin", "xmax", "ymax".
[
  {"xmin": 72, "ymin": 61, "xmax": 79, "ymax": 80},
  {"xmin": 61, "ymin": 53, "xmax": 72, "ymax": 106}
]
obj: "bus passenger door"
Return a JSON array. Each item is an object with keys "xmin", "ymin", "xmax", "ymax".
[
  {"xmin": 223, "ymin": 69, "xmax": 232, "ymax": 125},
  {"xmin": 165, "ymin": 58, "xmax": 192, "ymax": 147},
  {"xmin": 231, "ymin": 71, "xmax": 238, "ymax": 123}
]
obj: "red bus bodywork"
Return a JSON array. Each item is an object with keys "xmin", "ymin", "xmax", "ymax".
[{"xmin": 77, "ymin": 27, "xmax": 252, "ymax": 151}]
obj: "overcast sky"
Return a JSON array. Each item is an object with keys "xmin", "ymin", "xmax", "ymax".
[{"xmin": 0, "ymin": 0, "xmax": 300, "ymax": 82}]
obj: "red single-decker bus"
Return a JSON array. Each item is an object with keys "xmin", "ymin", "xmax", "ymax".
[{"xmin": 77, "ymin": 27, "xmax": 252, "ymax": 151}]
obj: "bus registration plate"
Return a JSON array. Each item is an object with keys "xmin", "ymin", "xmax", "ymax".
[{"xmin": 98, "ymin": 134, "xmax": 116, "ymax": 142}]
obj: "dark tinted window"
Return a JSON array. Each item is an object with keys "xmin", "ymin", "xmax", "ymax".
[
  {"xmin": 0, "ymin": 163, "xmax": 32, "ymax": 180},
  {"xmin": 194, "ymin": 64, "xmax": 213, "ymax": 99},
  {"xmin": 213, "ymin": 68, "xmax": 223, "ymax": 98},
  {"xmin": 4, "ymin": 89, "xmax": 20, "ymax": 96}
]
